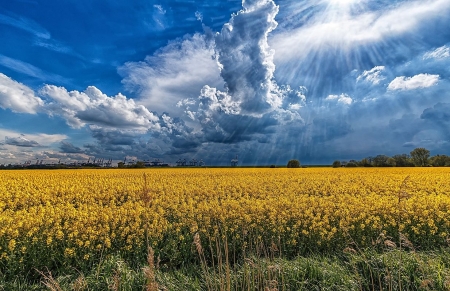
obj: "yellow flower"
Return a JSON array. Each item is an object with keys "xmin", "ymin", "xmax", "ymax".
[{"xmin": 8, "ymin": 239, "xmax": 16, "ymax": 251}]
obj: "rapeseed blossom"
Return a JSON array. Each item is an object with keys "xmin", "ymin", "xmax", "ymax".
[{"xmin": 0, "ymin": 168, "xmax": 449, "ymax": 273}]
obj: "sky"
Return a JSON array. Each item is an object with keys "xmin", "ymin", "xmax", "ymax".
[{"xmin": 0, "ymin": 0, "xmax": 449, "ymax": 166}]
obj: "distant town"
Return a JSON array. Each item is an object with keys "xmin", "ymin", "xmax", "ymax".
[{"xmin": 0, "ymin": 155, "xmax": 238, "ymax": 169}]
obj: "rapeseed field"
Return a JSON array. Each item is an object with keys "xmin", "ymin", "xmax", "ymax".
[{"xmin": 1, "ymin": 168, "xmax": 450, "ymax": 277}]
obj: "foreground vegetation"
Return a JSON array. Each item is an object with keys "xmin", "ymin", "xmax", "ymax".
[
  {"xmin": 4, "ymin": 249, "xmax": 450, "ymax": 290},
  {"xmin": 1, "ymin": 168, "xmax": 450, "ymax": 289}
]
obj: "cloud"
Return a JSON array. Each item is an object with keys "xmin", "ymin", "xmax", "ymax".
[
  {"xmin": 153, "ymin": 5, "xmax": 166, "ymax": 15},
  {"xmin": 195, "ymin": 11, "xmax": 203, "ymax": 21},
  {"xmin": 0, "ymin": 12, "xmax": 50, "ymax": 39},
  {"xmin": 387, "ymin": 74, "xmax": 440, "ymax": 91},
  {"xmin": 310, "ymin": 117, "xmax": 353, "ymax": 143},
  {"xmin": 357, "ymin": 66, "xmax": 386, "ymax": 85},
  {"xmin": 33, "ymin": 38, "xmax": 85, "ymax": 59},
  {"xmin": 43, "ymin": 151, "xmax": 90, "ymax": 162},
  {"xmin": 151, "ymin": 4, "xmax": 169, "ymax": 30},
  {"xmin": 0, "ymin": 11, "xmax": 82, "ymax": 60},
  {"xmin": 59, "ymin": 141, "xmax": 84, "ymax": 153},
  {"xmin": 0, "ymin": 129, "xmax": 65, "ymax": 148},
  {"xmin": 326, "ymin": 94, "xmax": 353, "ymax": 105},
  {"xmin": 4, "ymin": 136, "xmax": 40, "ymax": 147},
  {"xmin": 119, "ymin": 33, "xmax": 223, "ymax": 115},
  {"xmin": 0, "ymin": 73, "xmax": 44, "ymax": 113},
  {"xmin": 89, "ymin": 125, "xmax": 141, "ymax": 146},
  {"xmin": 423, "ymin": 45, "xmax": 450, "ymax": 60},
  {"xmin": 214, "ymin": 0, "xmax": 281, "ymax": 115},
  {"xmin": 40, "ymin": 85, "xmax": 160, "ymax": 130},
  {"xmin": 173, "ymin": 0, "xmax": 308, "ymax": 148},
  {"xmin": 0, "ymin": 54, "xmax": 69, "ymax": 83},
  {"xmin": 421, "ymin": 103, "xmax": 450, "ymax": 123}
]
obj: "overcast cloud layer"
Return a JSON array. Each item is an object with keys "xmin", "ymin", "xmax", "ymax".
[{"xmin": 0, "ymin": 0, "xmax": 449, "ymax": 165}]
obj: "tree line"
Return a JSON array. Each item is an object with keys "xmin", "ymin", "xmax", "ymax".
[{"xmin": 332, "ymin": 147, "xmax": 450, "ymax": 168}]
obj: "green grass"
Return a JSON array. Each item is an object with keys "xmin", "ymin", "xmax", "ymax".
[{"xmin": 3, "ymin": 248, "xmax": 450, "ymax": 291}]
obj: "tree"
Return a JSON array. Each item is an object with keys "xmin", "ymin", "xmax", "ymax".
[
  {"xmin": 386, "ymin": 157, "xmax": 396, "ymax": 167},
  {"xmin": 410, "ymin": 148, "xmax": 430, "ymax": 167},
  {"xmin": 359, "ymin": 158, "xmax": 372, "ymax": 167},
  {"xmin": 373, "ymin": 155, "xmax": 389, "ymax": 167},
  {"xmin": 287, "ymin": 159, "xmax": 300, "ymax": 168},
  {"xmin": 392, "ymin": 154, "xmax": 414, "ymax": 167},
  {"xmin": 134, "ymin": 161, "xmax": 146, "ymax": 168},
  {"xmin": 117, "ymin": 162, "xmax": 125, "ymax": 168},
  {"xmin": 332, "ymin": 160, "xmax": 341, "ymax": 168},
  {"xmin": 429, "ymin": 155, "xmax": 450, "ymax": 167}
]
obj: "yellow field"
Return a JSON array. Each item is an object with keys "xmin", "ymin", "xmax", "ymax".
[{"xmin": 1, "ymin": 168, "xmax": 450, "ymax": 272}]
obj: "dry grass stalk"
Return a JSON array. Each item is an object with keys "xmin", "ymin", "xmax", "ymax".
[
  {"xmin": 72, "ymin": 274, "xmax": 88, "ymax": 291},
  {"xmin": 399, "ymin": 233, "xmax": 415, "ymax": 251},
  {"xmin": 245, "ymin": 257, "xmax": 256, "ymax": 268},
  {"xmin": 343, "ymin": 247, "xmax": 357, "ymax": 254},
  {"xmin": 36, "ymin": 269, "xmax": 63, "ymax": 291},
  {"xmin": 110, "ymin": 269, "xmax": 120, "ymax": 291},
  {"xmin": 419, "ymin": 279, "xmax": 434, "ymax": 290},
  {"xmin": 264, "ymin": 279, "xmax": 279, "ymax": 291},
  {"xmin": 143, "ymin": 246, "xmax": 159, "ymax": 291},
  {"xmin": 384, "ymin": 239, "xmax": 397, "ymax": 249},
  {"xmin": 193, "ymin": 232, "xmax": 213, "ymax": 291},
  {"xmin": 193, "ymin": 232, "xmax": 203, "ymax": 255}
]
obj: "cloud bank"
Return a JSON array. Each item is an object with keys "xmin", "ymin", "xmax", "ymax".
[
  {"xmin": 40, "ymin": 85, "xmax": 160, "ymax": 130},
  {"xmin": 0, "ymin": 73, "xmax": 43, "ymax": 113},
  {"xmin": 388, "ymin": 74, "xmax": 440, "ymax": 91}
]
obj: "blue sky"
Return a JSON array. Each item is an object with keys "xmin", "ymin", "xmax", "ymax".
[{"xmin": 0, "ymin": 0, "xmax": 449, "ymax": 165}]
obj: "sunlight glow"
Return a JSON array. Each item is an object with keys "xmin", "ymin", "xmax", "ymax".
[{"xmin": 325, "ymin": 0, "xmax": 362, "ymax": 8}]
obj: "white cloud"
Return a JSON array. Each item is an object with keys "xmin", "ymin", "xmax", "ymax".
[
  {"xmin": 326, "ymin": 93, "xmax": 353, "ymax": 105},
  {"xmin": 387, "ymin": 74, "xmax": 440, "ymax": 91},
  {"xmin": 0, "ymin": 73, "xmax": 44, "ymax": 113},
  {"xmin": 195, "ymin": 11, "xmax": 203, "ymax": 21},
  {"xmin": 423, "ymin": 45, "xmax": 450, "ymax": 60},
  {"xmin": 153, "ymin": 5, "xmax": 166, "ymax": 14},
  {"xmin": 40, "ymin": 85, "xmax": 160, "ymax": 130},
  {"xmin": 0, "ymin": 129, "xmax": 67, "ymax": 147},
  {"xmin": 0, "ymin": 55, "xmax": 69, "ymax": 83},
  {"xmin": 214, "ymin": 0, "xmax": 281, "ymax": 115},
  {"xmin": 119, "ymin": 33, "xmax": 223, "ymax": 115},
  {"xmin": 0, "ymin": 13, "xmax": 50, "ymax": 39},
  {"xmin": 357, "ymin": 66, "xmax": 386, "ymax": 85}
]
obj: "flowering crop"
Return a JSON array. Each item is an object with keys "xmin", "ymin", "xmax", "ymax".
[{"xmin": 1, "ymin": 168, "xmax": 450, "ymax": 275}]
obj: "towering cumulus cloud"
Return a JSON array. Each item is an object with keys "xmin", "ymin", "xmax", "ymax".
[
  {"xmin": 213, "ymin": 0, "xmax": 281, "ymax": 115},
  {"xmin": 175, "ymin": 0, "xmax": 306, "ymax": 147}
]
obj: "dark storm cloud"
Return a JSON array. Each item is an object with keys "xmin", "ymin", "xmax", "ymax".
[
  {"xmin": 203, "ymin": 113, "xmax": 278, "ymax": 144},
  {"xmin": 421, "ymin": 103, "xmax": 450, "ymax": 122},
  {"xmin": 59, "ymin": 141, "xmax": 84, "ymax": 153},
  {"xmin": 310, "ymin": 118, "xmax": 353, "ymax": 143},
  {"xmin": 5, "ymin": 136, "xmax": 40, "ymax": 147},
  {"xmin": 89, "ymin": 126, "xmax": 138, "ymax": 146}
]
